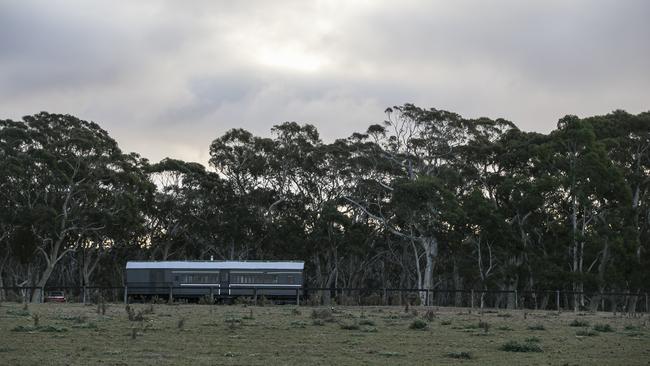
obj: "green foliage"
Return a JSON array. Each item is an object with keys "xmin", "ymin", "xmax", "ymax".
[
  {"xmin": 446, "ymin": 351, "xmax": 472, "ymax": 359},
  {"xmin": 500, "ymin": 340, "xmax": 543, "ymax": 353},
  {"xmin": 569, "ymin": 320, "xmax": 589, "ymax": 327},
  {"xmin": 593, "ymin": 324, "xmax": 614, "ymax": 332},
  {"xmin": 409, "ymin": 319, "xmax": 428, "ymax": 330}
]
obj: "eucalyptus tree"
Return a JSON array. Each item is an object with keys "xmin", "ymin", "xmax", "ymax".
[{"xmin": 0, "ymin": 113, "xmax": 152, "ymax": 301}]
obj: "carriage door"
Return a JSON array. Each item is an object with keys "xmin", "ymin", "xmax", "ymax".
[{"xmin": 220, "ymin": 270, "xmax": 230, "ymax": 296}]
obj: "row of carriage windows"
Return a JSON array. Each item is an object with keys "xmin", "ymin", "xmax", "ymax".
[{"xmin": 175, "ymin": 273, "xmax": 295, "ymax": 285}]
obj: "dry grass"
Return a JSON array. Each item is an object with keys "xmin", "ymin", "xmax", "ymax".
[{"xmin": 0, "ymin": 302, "xmax": 647, "ymax": 365}]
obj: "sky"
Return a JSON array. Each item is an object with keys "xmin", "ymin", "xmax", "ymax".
[{"xmin": 1, "ymin": 0, "xmax": 648, "ymax": 165}]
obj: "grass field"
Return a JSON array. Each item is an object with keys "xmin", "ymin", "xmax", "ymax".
[{"xmin": 0, "ymin": 302, "xmax": 648, "ymax": 365}]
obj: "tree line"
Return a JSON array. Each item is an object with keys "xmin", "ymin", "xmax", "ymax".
[{"xmin": 1, "ymin": 105, "xmax": 648, "ymax": 308}]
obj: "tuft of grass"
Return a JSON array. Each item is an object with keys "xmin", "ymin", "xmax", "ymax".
[
  {"xmin": 6, "ymin": 309, "xmax": 30, "ymax": 317},
  {"xmin": 243, "ymin": 309, "xmax": 254, "ymax": 320},
  {"xmin": 527, "ymin": 324, "xmax": 545, "ymax": 331},
  {"xmin": 569, "ymin": 319, "xmax": 589, "ymax": 327},
  {"xmin": 525, "ymin": 336, "xmax": 541, "ymax": 343},
  {"xmin": 446, "ymin": 351, "xmax": 472, "ymax": 359},
  {"xmin": 291, "ymin": 307, "xmax": 301, "ymax": 316},
  {"xmin": 32, "ymin": 313, "xmax": 40, "ymax": 327},
  {"xmin": 340, "ymin": 321, "xmax": 360, "ymax": 330},
  {"xmin": 312, "ymin": 319, "xmax": 325, "ymax": 326},
  {"xmin": 378, "ymin": 351, "xmax": 402, "ymax": 357},
  {"xmin": 497, "ymin": 313, "xmax": 512, "ymax": 318},
  {"xmin": 12, "ymin": 325, "xmax": 68, "ymax": 333},
  {"xmin": 361, "ymin": 327, "xmax": 378, "ymax": 333},
  {"xmin": 593, "ymin": 324, "xmax": 614, "ymax": 332},
  {"xmin": 440, "ymin": 320, "xmax": 452, "ymax": 326},
  {"xmin": 498, "ymin": 325, "xmax": 513, "ymax": 331},
  {"xmin": 311, "ymin": 308, "xmax": 333, "ymax": 320},
  {"xmin": 423, "ymin": 309, "xmax": 436, "ymax": 322},
  {"xmin": 576, "ymin": 329, "xmax": 598, "ymax": 337},
  {"xmin": 409, "ymin": 319, "xmax": 428, "ymax": 330},
  {"xmin": 623, "ymin": 325, "xmax": 640, "ymax": 331},
  {"xmin": 177, "ymin": 317, "xmax": 186, "ymax": 330},
  {"xmin": 500, "ymin": 340, "xmax": 543, "ymax": 353},
  {"xmin": 290, "ymin": 320, "xmax": 307, "ymax": 328},
  {"xmin": 359, "ymin": 319, "xmax": 375, "ymax": 326},
  {"xmin": 478, "ymin": 321, "xmax": 490, "ymax": 333}
]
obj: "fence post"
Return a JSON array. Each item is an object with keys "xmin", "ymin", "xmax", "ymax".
[
  {"xmin": 254, "ymin": 287, "xmax": 258, "ymax": 306},
  {"xmin": 124, "ymin": 286, "xmax": 128, "ymax": 304},
  {"xmin": 514, "ymin": 289, "xmax": 518, "ymax": 309},
  {"xmin": 646, "ymin": 293, "xmax": 648, "ymax": 313},
  {"xmin": 40, "ymin": 287, "xmax": 44, "ymax": 303},
  {"xmin": 383, "ymin": 288, "xmax": 387, "ymax": 305},
  {"xmin": 556, "ymin": 290, "xmax": 560, "ymax": 312},
  {"xmin": 169, "ymin": 286, "xmax": 173, "ymax": 304},
  {"xmin": 209, "ymin": 287, "xmax": 214, "ymax": 303},
  {"xmin": 425, "ymin": 289, "xmax": 429, "ymax": 306},
  {"xmin": 471, "ymin": 290, "xmax": 474, "ymax": 310},
  {"xmin": 296, "ymin": 288, "xmax": 300, "ymax": 306}
]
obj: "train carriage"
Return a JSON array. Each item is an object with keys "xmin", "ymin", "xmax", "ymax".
[{"xmin": 125, "ymin": 261, "xmax": 304, "ymax": 301}]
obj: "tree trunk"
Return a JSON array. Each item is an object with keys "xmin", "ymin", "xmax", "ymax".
[{"xmin": 420, "ymin": 236, "xmax": 437, "ymax": 304}]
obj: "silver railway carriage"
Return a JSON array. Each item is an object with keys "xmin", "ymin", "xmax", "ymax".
[{"xmin": 125, "ymin": 261, "xmax": 304, "ymax": 300}]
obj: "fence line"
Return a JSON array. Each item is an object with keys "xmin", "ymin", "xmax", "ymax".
[{"xmin": 1, "ymin": 286, "xmax": 648, "ymax": 313}]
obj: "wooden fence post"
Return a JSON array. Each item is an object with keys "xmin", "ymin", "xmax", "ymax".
[
  {"xmin": 514, "ymin": 289, "xmax": 518, "ymax": 309},
  {"xmin": 471, "ymin": 290, "xmax": 474, "ymax": 310},
  {"xmin": 169, "ymin": 286, "xmax": 173, "ymax": 304},
  {"xmin": 124, "ymin": 286, "xmax": 128, "ymax": 304},
  {"xmin": 296, "ymin": 288, "xmax": 300, "ymax": 306},
  {"xmin": 645, "ymin": 293, "xmax": 648, "ymax": 313},
  {"xmin": 556, "ymin": 290, "xmax": 560, "ymax": 312},
  {"xmin": 254, "ymin": 287, "xmax": 258, "ymax": 306}
]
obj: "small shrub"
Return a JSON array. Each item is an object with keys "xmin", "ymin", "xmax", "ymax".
[
  {"xmin": 243, "ymin": 309, "xmax": 254, "ymax": 320},
  {"xmin": 22, "ymin": 303, "xmax": 28, "ymax": 311},
  {"xmin": 131, "ymin": 327, "xmax": 137, "ymax": 340},
  {"xmin": 340, "ymin": 321, "xmax": 360, "ymax": 330},
  {"xmin": 125, "ymin": 305, "xmax": 135, "ymax": 321},
  {"xmin": 291, "ymin": 307, "xmax": 301, "ymax": 316},
  {"xmin": 362, "ymin": 327, "xmax": 378, "ymax": 333},
  {"xmin": 500, "ymin": 340, "xmax": 542, "ymax": 353},
  {"xmin": 143, "ymin": 303, "xmax": 155, "ymax": 315},
  {"xmin": 497, "ymin": 325, "xmax": 513, "ymax": 331},
  {"xmin": 7, "ymin": 309, "xmax": 30, "ymax": 317},
  {"xmin": 593, "ymin": 324, "xmax": 614, "ymax": 332},
  {"xmin": 198, "ymin": 295, "xmax": 214, "ymax": 305},
  {"xmin": 478, "ymin": 321, "xmax": 490, "ymax": 333},
  {"xmin": 312, "ymin": 319, "xmax": 325, "ymax": 326},
  {"xmin": 290, "ymin": 320, "xmax": 307, "ymax": 328},
  {"xmin": 525, "ymin": 336, "xmax": 540, "ymax": 343},
  {"xmin": 409, "ymin": 319, "xmax": 428, "ymax": 330},
  {"xmin": 624, "ymin": 325, "xmax": 640, "ymax": 331},
  {"xmin": 359, "ymin": 319, "xmax": 375, "ymax": 326},
  {"xmin": 497, "ymin": 313, "xmax": 512, "ymax": 318},
  {"xmin": 423, "ymin": 309, "xmax": 436, "ymax": 322},
  {"xmin": 38, "ymin": 325, "xmax": 68, "ymax": 333},
  {"xmin": 32, "ymin": 313, "xmax": 40, "ymax": 327},
  {"xmin": 446, "ymin": 351, "xmax": 472, "ymax": 359},
  {"xmin": 177, "ymin": 317, "xmax": 185, "ymax": 330},
  {"xmin": 527, "ymin": 324, "xmax": 545, "ymax": 331},
  {"xmin": 311, "ymin": 308, "xmax": 333, "ymax": 320},
  {"xmin": 12, "ymin": 325, "xmax": 37, "ymax": 332},
  {"xmin": 440, "ymin": 320, "xmax": 452, "ymax": 326},
  {"xmin": 569, "ymin": 319, "xmax": 589, "ymax": 327},
  {"xmin": 100, "ymin": 302, "xmax": 108, "ymax": 316},
  {"xmin": 378, "ymin": 351, "xmax": 402, "ymax": 357},
  {"xmin": 576, "ymin": 329, "xmax": 598, "ymax": 336}
]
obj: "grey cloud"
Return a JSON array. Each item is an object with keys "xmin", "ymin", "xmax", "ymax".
[{"xmin": 0, "ymin": 0, "xmax": 648, "ymax": 164}]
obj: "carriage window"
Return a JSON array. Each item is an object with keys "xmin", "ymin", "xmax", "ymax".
[{"xmin": 287, "ymin": 276, "xmax": 294, "ymax": 284}]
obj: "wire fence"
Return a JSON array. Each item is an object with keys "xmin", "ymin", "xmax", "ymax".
[{"xmin": 1, "ymin": 286, "xmax": 648, "ymax": 313}]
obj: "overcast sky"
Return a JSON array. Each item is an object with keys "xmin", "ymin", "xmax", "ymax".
[{"xmin": 1, "ymin": 0, "xmax": 648, "ymax": 164}]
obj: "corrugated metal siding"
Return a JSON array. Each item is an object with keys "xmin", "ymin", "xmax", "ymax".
[{"xmin": 126, "ymin": 261, "xmax": 304, "ymax": 270}]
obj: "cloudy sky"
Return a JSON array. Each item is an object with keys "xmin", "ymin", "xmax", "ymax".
[{"xmin": 1, "ymin": 0, "xmax": 648, "ymax": 164}]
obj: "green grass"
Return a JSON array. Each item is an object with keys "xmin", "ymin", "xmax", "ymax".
[
  {"xmin": 593, "ymin": 323, "xmax": 614, "ymax": 332},
  {"xmin": 446, "ymin": 351, "xmax": 472, "ymax": 359},
  {"xmin": 569, "ymin": 319, "xmax": 589, "ymax": 327},
  {"xmin": 500, "ymin": 340, "xmax": 543, "ymax": 353},
  {"xmin": 0, "ymin": 303, "xmax": 647, "ymax": 365}
]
